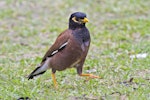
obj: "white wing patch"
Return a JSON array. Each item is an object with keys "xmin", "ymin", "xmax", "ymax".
[
  {"xmin": 51, "ymin": 50, "xmax": 58, "ymax": 55},
  {"xmin": 51, "ymin": 41, "xmax": 68, "ymax": 56},
  {"xmin": 59, "ymin": 42, "xmax": 68, "ymax": 49}
]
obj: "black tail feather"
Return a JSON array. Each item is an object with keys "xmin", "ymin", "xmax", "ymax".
[{"xmin": 28, "ymin": 66, "xmax": 46, "ymax": 80}]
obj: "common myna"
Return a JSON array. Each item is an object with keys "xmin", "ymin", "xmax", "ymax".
[{"xmin": 28, "ymin": 12, "xmax": 99, "ymax": 88}]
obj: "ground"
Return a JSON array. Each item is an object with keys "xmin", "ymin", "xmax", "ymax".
[{"xmin": 0, "ymin": 0, "xmax": 150, "ymax": 100}]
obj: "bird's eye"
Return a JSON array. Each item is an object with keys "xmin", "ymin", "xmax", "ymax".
[
  {"xmin": 72, "ymin": 17, "xmax": 80, "ymax": 23},
  {"xmin": 76, "ymin": 18, "xmax": 79, "ymax": 21}
]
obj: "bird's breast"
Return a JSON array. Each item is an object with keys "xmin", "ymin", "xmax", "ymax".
[{"xmin": 81, "ymin": 40, "xmax": 90, "ymax": 51}]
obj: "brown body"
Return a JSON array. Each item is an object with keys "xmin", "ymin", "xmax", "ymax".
[
  {"xmin": 40, "ymin": 28, "xmax": 90, "ymax": 73},
  {"xmin": 49, "ymin": 30, "xmax": 87, "ymax": 71},
  {"xmin": 28, "ymin": 12, "xmax": 99, "ymax": 88}
]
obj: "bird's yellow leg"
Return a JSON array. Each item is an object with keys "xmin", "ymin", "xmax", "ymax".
[
  {"xmin": 80, "ymin": 73, "xmax": 100, "ymax": 78},
  {"xmin": 52, "ymin": 73, "xmax": 58, "ymax": 88}
]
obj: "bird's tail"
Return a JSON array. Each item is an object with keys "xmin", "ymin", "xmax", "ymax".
[{"xmin": 28, "ymin": 63, "xmax": 49, "ymax": 80}]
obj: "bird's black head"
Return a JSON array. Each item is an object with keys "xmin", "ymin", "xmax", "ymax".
[{"xmin": 69, "ymin": 12, "xmax": 89, "ymax": 30}]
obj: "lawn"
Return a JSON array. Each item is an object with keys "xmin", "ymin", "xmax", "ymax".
[{"xmin": 0, "ymin": 0, "xmax": 150, "ymax": 100}]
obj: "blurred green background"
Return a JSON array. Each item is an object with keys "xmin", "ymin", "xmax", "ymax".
[{"xmin": 0, "ymin": 0, "xmax": 150, "ymax": 99}]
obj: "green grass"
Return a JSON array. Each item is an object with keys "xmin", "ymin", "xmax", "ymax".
[{"xmin": 0, "ymin": 0, "xmax": 150, "ymax": 99}]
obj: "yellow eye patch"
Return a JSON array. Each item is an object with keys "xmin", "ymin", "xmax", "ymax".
[{"xmin": 72, "ymin": 17, "xmax": 89, "ymax": 23}]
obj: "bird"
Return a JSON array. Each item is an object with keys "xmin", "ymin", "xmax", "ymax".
[{"xmin": 28, "ymin": 12, "xmax": 99, "ymax": 88}]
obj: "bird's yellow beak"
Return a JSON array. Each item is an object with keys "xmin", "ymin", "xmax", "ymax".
[{"xmin": 82, "ymin": 17, "xmax": 89, "ymax": 23}]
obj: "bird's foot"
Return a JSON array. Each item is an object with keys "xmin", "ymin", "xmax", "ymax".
[{"xmin": 80, "ymin": 73, "xmax": 100, "ymax": 78}]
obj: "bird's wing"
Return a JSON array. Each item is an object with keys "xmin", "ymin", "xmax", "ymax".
[{"xmin": 41, "ymin": 29, "xmax": 72, "ymax": 63}]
